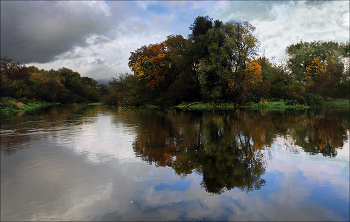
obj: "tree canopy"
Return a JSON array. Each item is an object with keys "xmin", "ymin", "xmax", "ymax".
[{"xmin": 2, "ymin": 16, "xmax": 348, "ymax": 107}]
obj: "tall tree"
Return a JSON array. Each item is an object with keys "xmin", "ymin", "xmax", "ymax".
[
  {"xmin": 197, "ymin": 26, "xmax": 229, "ymax": 100},
  {"xmin": 286, "ymin": 41, "xmax": 347, "ymax": 84},
  {"xmin": 164, "ymin": 35, "xmax": 201, "ymax": 103},
  {"xmin": 223, "ymin": 20, "xmax": 260, "ymax": 103},
  {"xmin": 187, "ymin": 16, "xmax": 214, "ymax": 85}
]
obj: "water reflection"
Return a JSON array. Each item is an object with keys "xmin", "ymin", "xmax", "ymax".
[
  {"xmin": 1, "ymin": 104, "xmax": 105, "ymax": 155},
  {"xmin": 1, "ymin": 105, "xmax": 349, "ymax": 221},
  {"xmin": 114, "ymin": 108, "xmax": 349, "ymax": 194}
]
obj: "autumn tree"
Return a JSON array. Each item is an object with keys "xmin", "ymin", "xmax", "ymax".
[
  {"xmin": 286, "ymin": 41, "xmax": 348, "ymax": 99},
  {"xmin": 128, "ymin": 43, "xmax": 177, "ymax": 105},
  {"xmin": 305, "ymin": 56, "xmax": 345, "ymax": 98},
  {"xmin": 187, "ymin": 18, "xmax": 260, "ymax": 103},
  {"xmin": 1, "ymin": 57, "xmax": 31, "ymax": 98}
]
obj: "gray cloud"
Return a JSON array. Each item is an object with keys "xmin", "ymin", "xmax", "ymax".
[
  {"xmin": 212, "ymin": 1, "xmax": 349, "ymax": 61},
  {"xmin": 1, "ymin": 1, "xmax": 118, "ymax": 63},
  {"xmin": 4, "ymin": 1, "xmax": 348, "ymax": 81}
]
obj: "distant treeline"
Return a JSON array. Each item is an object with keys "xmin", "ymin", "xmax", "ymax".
[
  {"xmin": 0, "ymin": 58, "xmax": 104, "ymax": 103},
  {"xmin": 1, "ymin": 15, "xmax": 349, "ymax": 107},
  {"xmin": 102, "ymin": 15, "xmax": 349, "ymax": 107}
]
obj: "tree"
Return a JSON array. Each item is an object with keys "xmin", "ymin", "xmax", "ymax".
[
  {"xmin": 305, "ymin": 56, "xmax": 344, "ymax": 98},
  {"xmin": 164, "ymin": 35, "xmax": 201, "ymax": 103},
  {"xmin": 223, "ymin": 20, "xmax": 260, "ymax": 103},
  {"xmin": 1, "ymin": 57, "xmax": 30, "ymax": 81},
  {"xmin": 197, "ymin": 26, "xmax": 229, "ymax": 101},
  {"xmin": 286, "ymin": 41, "xmax": 347, "ymax": 85},
  {"xmin": 129, "ymin": 43, "xmax": 173, "ymax": 92},
  {"xmin": 187, "ymin": 16, "xmax": 214, "ymax": 85}
]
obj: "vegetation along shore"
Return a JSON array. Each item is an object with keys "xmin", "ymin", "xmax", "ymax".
[{"xmin": 1, "ymin": 16, "xmax": 349, "ymax": 114}]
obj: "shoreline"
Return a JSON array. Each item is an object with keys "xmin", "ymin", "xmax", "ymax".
[
  {"xmin": 174, "ymin": 100, "xmax": 349, "ymax": 111},
  {"xmin": 0, "ymin": 97, "xmax": 60, "ymax": 116}
]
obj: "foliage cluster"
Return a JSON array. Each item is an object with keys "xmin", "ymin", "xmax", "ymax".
[
  {"xmin": 103, "ymin": 16, "xmax": 349, "ymax": 107},
  {"xmin": 0, "ymin": 97, "xmax": 59, "ymax": 116},
  {"xmin": 1, "ymin": 57, "xmax": 102, "ymax": 104},
  {"xmin": 114, "ymin": 108, "xmax": 348, "ymax": 194}
]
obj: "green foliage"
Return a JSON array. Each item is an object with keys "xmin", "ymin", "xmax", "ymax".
[
  {"xmin": 1, "ymin": 57, "xmax": 101, "ymax": 104},
  {"xmin": 286, "ymin": 40, "xmax": 347, "ymax": 83},
  {"xmin": 3, "ymin": 18, "xmax": 347, "ymax": 108},
  {"xmin": 0, "ymin": 97, "xmax": 59, "ymax": 116},
  {"xmin": 102, "ymin": 73, "xmax": 152, "ymax": 106},
  {"xmin": 305, "ymin": 94, "xmax": 325, "ymax": 107},
  {"xmin": 114, "ymin": 17, "xmax": 347, "ymax": 107},
  {"xmin": 292, "ymin": 95, "xmax": 306, "ymax": 105},
  {"xmin": 324, "ymin": 99, "xmax": 350, "ymax": 108}
]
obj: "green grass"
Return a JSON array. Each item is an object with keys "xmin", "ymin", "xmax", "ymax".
[
  {"xmin": 104, "ymin": 104, "xmax": 159, "ymax": 111},
  {"xmin": 175, "ymin": 102, "xmax": 235, "ymax": 110},
  {"xmin": 249, "ymin": 101, "xmax": 310, "ymax": 110},
  {"xmin": 324, "ymin": 99, "xmax": 349, "ymax": 108},
  {"xmin": 106, "ymin": 99, "xmax": 349, "ymax": 112},
  {"xmin": 175, "ymin": 100, "xmax": 311, "ymax": 111},
  {"xmin": 144, "ymin": 104, "xmax": 159, "ymax": 110},
  {"xmin": 0, "ymin": 97, "xmax": 60, "ymax": 116}
]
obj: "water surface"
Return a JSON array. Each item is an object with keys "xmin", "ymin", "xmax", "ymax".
[{"xmin": 1, "ymin": 104, "xmax": 349, "ymax": 221}]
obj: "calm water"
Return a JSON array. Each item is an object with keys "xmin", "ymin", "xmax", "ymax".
[{"xmin": 1, "ymin": 104, "xmax": 349, "ymax": 221}]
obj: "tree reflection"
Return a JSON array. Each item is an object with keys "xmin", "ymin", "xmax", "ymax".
[
  {"xmin": 131, "ymin": 110, "xmax": 269, "ymax": 194},
  {"xmin": 129, "ymin": 108, "xmax": 349, "ymax": 194}
]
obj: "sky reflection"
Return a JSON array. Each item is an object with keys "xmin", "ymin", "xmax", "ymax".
[{"xmin": 1, "ymin": 105, "xmax": 349, "ymax": 221}]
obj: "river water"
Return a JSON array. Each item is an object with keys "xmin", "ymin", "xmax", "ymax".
[{"xmin": 1, "ymin": 104, "xmax": 349, "ymax": 221}]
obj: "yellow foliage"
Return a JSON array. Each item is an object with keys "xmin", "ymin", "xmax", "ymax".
[
  {"xmin": 306, "ymin": 57, "xmax": 326, "ymax": 78},
  {"xmin": 244, "ymin": 60, "xmax": 262, "ymax": 85},
  {"xmin": 157, "ymin": 54, "xmax": 166, "ymax": 59}
]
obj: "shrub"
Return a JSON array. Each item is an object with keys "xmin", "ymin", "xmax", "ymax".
[
  {"xmin": 293, "ymin": 95, "xmax": 306, "ymax": 105},
  {"xmin": 285, "ymin": 100, "xmax": 294, "ymax": 106},
  {"xmin": 305, "ymin": 94, "xmax": 325, "ymax": 107}
]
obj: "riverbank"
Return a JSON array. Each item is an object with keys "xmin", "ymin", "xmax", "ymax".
[
  {"xmin": 103, "ymin": 99, "xmax": 349, "ymax": 112},
  {"xmin": 174, "ymin": 99, "xmax": 349, "ymax": 111},
  {"xmin": 0, "ymin": 97, "xmax": 60, "ymax": 116}
]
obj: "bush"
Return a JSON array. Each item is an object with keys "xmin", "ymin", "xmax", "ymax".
[
  {"xmin": 285, "ymin": 100, "xmax": 294, "ymax": 106},
  {"xmin": 292, "ymin": 95, "xmax": 306, "ymax": 105},
  {"xmin": 305, "ymin": 94, "xmax": 325, "ymax": 107}
]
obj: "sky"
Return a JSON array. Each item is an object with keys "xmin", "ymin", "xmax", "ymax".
[{"xmin": 1, "ymin": 1, "xmax": 349, "ymax": 83}]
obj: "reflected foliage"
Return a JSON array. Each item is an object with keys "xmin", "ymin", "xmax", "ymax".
[
  {"xmin": 117, "ymin": 108, "xmax": 349, "ymax": 194},
  {"xmin": 1, "ymin": 105, "xmax": 348, "ymax": 194}
]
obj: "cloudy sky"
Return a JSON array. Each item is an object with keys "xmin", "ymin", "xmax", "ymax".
[{"xmin": 1, "ymin": 1, "xmax": 349, "ymax": 82}]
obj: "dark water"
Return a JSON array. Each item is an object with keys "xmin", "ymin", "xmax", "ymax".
[{"xmin": 1, "ymin": 104, "xmax": 349, "ymax": 221}]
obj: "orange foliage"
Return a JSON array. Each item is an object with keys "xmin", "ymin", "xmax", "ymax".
[
  {"xmin": 244, "ymin": 60, "xmax": 262, "ymax": 85},
  {"xmin": 132, "ymin": 43, "xmax": 173, "ymax": 90}
]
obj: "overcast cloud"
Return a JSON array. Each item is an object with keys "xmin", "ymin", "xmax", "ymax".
[{"xmin": 1, "ymin": 1, "xmax": 349, "ymax": 82}]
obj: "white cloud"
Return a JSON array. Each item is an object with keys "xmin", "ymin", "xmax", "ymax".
[
  {"xmin": 251, "ymin": 1, "xmax": 349, "ymax": 61},
  {"xmin": 2, "ymin": 1, "xmax": 348, "ymax": 80}
]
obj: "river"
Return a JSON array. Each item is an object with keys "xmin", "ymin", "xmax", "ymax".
[{"xmin": 1, "ymin": 104, "xmax": 349, "ymax": 221}]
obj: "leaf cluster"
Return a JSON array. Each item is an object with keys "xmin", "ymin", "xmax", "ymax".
[{"xmin": 1, "ymin": 57, "xmax": 101, "ymax": 103}]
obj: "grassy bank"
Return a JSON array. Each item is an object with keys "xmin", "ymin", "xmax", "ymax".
[
  {"xmin": 175, "ymin": 102, "xmax": 235, "ymax": 111},
  {"xmin": 248, "ymin": 101, "xmax": 310, "ymax": 110},
  {"xmin": 104, "ymin": 104, "xmax": 159, "ymax": 111},
  {"xmin": 0, "ymin": 97, "xmax": 60, "ymax": 116},
  {"xmin": 105, "ymin": 99, "xmax": 349, "ymax": 112},
  {"xmin": 324, "ymin": 99, "xmax": 350, "ymax": 108},
  {"xmin": 175, "ymin": 99, "xmax": 349, "ymax": 111}
]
